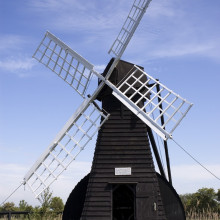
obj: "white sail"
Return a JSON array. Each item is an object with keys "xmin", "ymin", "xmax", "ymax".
[
  {"xmin": 33, "ymin": 31, "xmax": 94, "ymax": 97},
  {"xmin": 109, "ymin": 0, "xmax": 152, "ymax": 58},
  {"xmin": 23, "ymin": 98, "xmax": 109, "ymax": 198}
]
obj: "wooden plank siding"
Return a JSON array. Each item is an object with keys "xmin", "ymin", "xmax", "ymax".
[{"xmin": 81, "ymin": 92, "xmax": 167, "ymax": 219}]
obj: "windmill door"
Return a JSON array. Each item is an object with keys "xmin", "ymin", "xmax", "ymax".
[{"xmin": 112, "ymin": 184, "xmax": 136, "ymax": 220}]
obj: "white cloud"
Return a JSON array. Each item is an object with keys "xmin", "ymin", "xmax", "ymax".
[
  {"xmin": 0, "ymin": 34, "xmax": 36, "ymax": 77},
  {"xmin": 172, "ymin": 164, "xmax": 220, "ymax": 181},
  {"xmin": 94, "ymin": 64, "xmax": 106, "ymax": 73},
  {"xmin": 171, "ymin": 164, "xmax": 220, "ymax": 194},
  {"xmin": 148, "ymin": 1, "xmax": 178, "ymax": 19},
  {"xmin": 0, "ymin": 163, "xmax": 27, "ymax": 205},
  {"xmin": 1, "ymin": 161, "xmax": 220, "ymax": 206},
  {"xmin": 0, "ymin": 57, "xmax": 35, "ymax": 77},
  {"xmin": 123, "ymin": 1, "xmax": 220, "ymax": 62},
  {"xmin": 150, "ymin": 41, "xmax": 218, "ymax": 58},
  {"xmin": 24, "ymin": 0, "xmax": 220, "ymax": 63},
  {"xmin": 0, "ymin": 35, "xmax": 25, "ymax": 52},
  {"xmin": 0, "ymin": 161, "xmax": 91, "ymax": 206},
  {"xmin": 29, "ymin": 0, "xmax": 129, "ymax": 32},
  {"xmin": 51, "ymin": 161, "xmax": 91, "ymax": 201},
  {"xmin": 125, "ymin": 36, "xmax": 220, "ymax": 64}
]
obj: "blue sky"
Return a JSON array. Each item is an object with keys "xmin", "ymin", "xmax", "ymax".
[{"xmin": 0, "ymin": 0, "xmax": 220, "ymax": 205}]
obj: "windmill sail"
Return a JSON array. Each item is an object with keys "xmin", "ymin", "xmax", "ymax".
[
  {"xmin": 109, "ymin": 65, "xmax": 193, "ymax": 140},
  {"xmin": 33, "ymin": 31, "xmax": 94, "ymax": 97},
  {"xmin": 109, "ymin": 0, "xmax": 152, "ymax": 58},
  {"xmin": 23, "ymin": 98, "xmax": 109, "ymax": 198}
]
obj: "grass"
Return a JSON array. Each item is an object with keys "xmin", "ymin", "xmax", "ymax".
[
  {"xmin": 186, "ymin": 210, "xmax": 220, "ymax": 220},
  {"xmin": 0, "ymin": 218, "xmax": 62, "ymax": 220},
  {"xmin": 1, "ymin": 212, "xmax": 220, "ymax": 220},
  {"xmin": 0, "ymin": 214, "xmax": 62, "ymax": 220}
]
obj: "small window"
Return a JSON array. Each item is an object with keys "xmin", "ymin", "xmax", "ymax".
[{"xmin": 112, "ymin": 184, "xmax": 136, "ymax": 220}]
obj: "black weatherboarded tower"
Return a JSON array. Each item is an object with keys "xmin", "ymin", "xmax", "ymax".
[{"xmin": 63, "ymin": 60, "xmax": 186, "ymax": 220}]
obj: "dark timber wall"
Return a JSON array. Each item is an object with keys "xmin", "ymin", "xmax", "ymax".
[{"xmin": 80, "ymin": 60, "xmax": 167, "ymax": 220}]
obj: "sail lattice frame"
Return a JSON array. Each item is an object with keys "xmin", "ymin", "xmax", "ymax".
[
  {"xmin": 112, "ymin": 65, "xmax": 193, "ymax": 140},
  {"xmin": 109, "ymin": 0, "xmax": 152, "ymax": 58},
  {"xmin": 23, "ymin": 99, "xmax": 109, "ymax": 198},
  {"xmin": 33, "ymin": 31, "xmax": 94, "ymax": 97}
]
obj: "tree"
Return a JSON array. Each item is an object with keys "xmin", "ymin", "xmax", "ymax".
[
  {"xmin": 31, "ymin": 206, "xmax": 42, "ymax": 220},
  {"xmin": 19, "ymin": 200, "xmax": 28, "ymax": 210},
  {"xmin": 19, "ymin": 200, "xmax": 33, "ymax": 212},
  {"xmin": 39, "ymin": 188, "xmax": 53, "ymax": 213},
  {"xmin": 180, "ymin": 193, "xmax": 194, "ymax": 211},
  {"xmin": 217, "ymin": 189, "xmax": 220, "ymax": 202},
  {"xmin": 194, "ymin": 188, "xmax": 217, "ymax": 212},
  {"xmin": 181, "ymin": 188, "xmax": 219, "ymax": 212},
  {"xmin": 50, "ymin": 197, "xmax": 64, "ymax": 213},
  {"xmin": 37, "ymin": 188, "xmax": 53, "ymax": 219},
  {"xmin": 1, "ymin": 202, "xmax": 16, "ymax": 212}
]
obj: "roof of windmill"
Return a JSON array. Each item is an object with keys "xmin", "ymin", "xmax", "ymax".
[{"xmin": 96, "ymin": 59, "xmax": 145, "ymax": 101}]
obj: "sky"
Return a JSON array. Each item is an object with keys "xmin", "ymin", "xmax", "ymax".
[{"xmin": 0, "ymin": 0, "xmax": 220, "ymax": 206}]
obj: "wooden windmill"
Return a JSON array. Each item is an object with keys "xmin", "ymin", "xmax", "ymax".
[{"xmin": 23, "ymin": 0, "xmax": 193, "ymax": 219}]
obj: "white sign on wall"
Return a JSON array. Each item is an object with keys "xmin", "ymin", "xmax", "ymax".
[{"xmin": 115, "ymin": 167, "xmax": 132, "ymax": 176}]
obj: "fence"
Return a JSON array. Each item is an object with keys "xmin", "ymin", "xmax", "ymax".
[{"xmin": 0, "ymin": 211, "xmax": 63, "ymax": 220}]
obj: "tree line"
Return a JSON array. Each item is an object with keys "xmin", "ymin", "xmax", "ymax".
[
  {"xmin": 180, "ymin": 187, "xmax": 220, "ymax": 214},
  {"xmin": 0, "ymin": 189, "xmax": 64, "ymax": 219},
  {"xmin": 1, "ymin": 187, "xmax": 219, "ymax": 218}
]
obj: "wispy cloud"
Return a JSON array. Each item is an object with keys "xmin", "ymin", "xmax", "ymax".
[
  {"xmin": 0, "ymin": 35, "xmax": 25, "ymax": 52},
  {"xmin": 0, "ymin": 34, "xmax": 37, "ymax": 77},
  {"xmin": 0, "ymin": 161, "xmax": 91, "ymax": 206},
  {"xmin": 150, "ymin": 40, "xmax": 219, "ymax": 59},
  {"xmin": 147, "ymin": 1, "xmax": 178, "ymax": 19},
  {"xmin": 172, "ymin": 164, "xmax": 220, "ymax": 181},
  {"xmin": 1, "ymin": 161, "xmax": 219, "ymax": 205},
  {"xmin": 94, "ymin": 64, "xmax": 106, "ymax": 73},
  {"xmin": 28, "ymin": 0, "xmax": 128, "ymax": 32},
  {"xmin": 172, "ymin": 164, "xmax": 220, "ymax": 194},
  {"xmin": 123, "ymin": 0, "xmax": 220, "ymax": 62},
  {"xmin": 0, "ymin": 57, "xmax": 35, "ymax": 77},
  {"xmin": 25, "ymin": 0, "xmax": 220, "ymax": 63}
]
